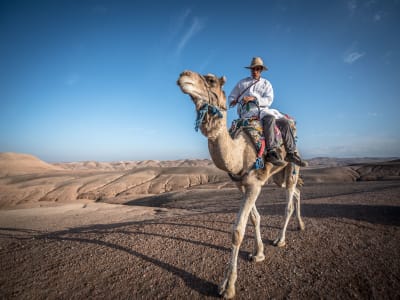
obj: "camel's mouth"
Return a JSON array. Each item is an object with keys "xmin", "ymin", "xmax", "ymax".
[
  {"xmin": 178, "ymin": 80, "xmax": 194, "ymax": 93},
  {"xmin": 177, "ymin": 73, "xmax": 205, "ymax": 101},
  {"xmin": 177, "ymin": 73, "xmax": 194, "ymax": 89}
]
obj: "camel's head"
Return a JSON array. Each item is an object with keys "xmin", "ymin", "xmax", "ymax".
[
  {"xmin": 177, "ymin": 70, "xmax": 228, "ymax": 137},
  {"xmin": 177, "ymin": 70, "xmax": 227, "ymax": 111}
]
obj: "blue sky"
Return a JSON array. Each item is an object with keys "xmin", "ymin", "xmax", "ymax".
[{"xmin": 1, "ymin": 0, "xmax": 399, "ymax": 162}]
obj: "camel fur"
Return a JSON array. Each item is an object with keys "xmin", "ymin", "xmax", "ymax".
[{"xmin": 177, "ymin": 70, "xmax": 305, "ymax": 299}]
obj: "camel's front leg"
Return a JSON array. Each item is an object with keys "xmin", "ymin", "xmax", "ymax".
[
  {"xmin": 273, "ymin": 188, "xmax": 295, "ymax": 248},
  {"xmin": 248, "ymin": 205, "xmax": 265, "ymax": 262},
  {"xmin": 219, "ymin": 184, "xmax": 261, "ymax": 299}
]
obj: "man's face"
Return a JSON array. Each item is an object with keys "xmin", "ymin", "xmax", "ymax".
[{"xmin": 251, "ymin": 66, "xmax": 263, "ymax": 79}]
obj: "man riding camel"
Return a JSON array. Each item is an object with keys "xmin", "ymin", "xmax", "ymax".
[{"xmin": 229, "ymin": 56, "xmax": 307, "ymax": 167}]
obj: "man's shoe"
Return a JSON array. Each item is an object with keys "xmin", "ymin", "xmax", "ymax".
[
  {"xmin": 265, "ymin": 150, "xmax": 286, "ymax": 166},
  {"xmin": 285, "ymin": 152, "xmax": 308, "ymax": 167}
]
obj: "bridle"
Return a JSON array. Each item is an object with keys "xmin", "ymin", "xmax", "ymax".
[{"xmin": 194, "ymin": 75, "xmax": 226, "ymax": 132}]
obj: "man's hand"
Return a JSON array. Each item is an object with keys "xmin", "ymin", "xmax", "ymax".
[
  {"xmin": 242, "ymin": 96, "xmax": 256, "ymax": 103},
  {"xmin": 229, "ymin": 100, "xmax": 237, "ymax": 108}
]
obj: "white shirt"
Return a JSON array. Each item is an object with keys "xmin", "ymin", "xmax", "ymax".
[{"xmin": 228, "ymin": 76, "xmax": 283, "ymax": 119}]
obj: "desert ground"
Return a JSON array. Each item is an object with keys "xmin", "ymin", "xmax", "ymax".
[{"xmin": 0, "ymin": 152, "xmax": 399, "ymax": 299}]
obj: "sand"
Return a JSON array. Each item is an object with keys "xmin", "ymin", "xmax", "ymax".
[{"xmin": 0, "ymin": 153, "xmax": 399, "ymax": 299}]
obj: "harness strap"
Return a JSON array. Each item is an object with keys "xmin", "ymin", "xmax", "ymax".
[{"xmin": 230, "ymin": 79, "xmax": 259, "ymax": 107}]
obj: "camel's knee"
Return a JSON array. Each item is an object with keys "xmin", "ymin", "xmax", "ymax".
[
  {"xmin": 250, "ymin": 211, "xmax": 260, "ymax": 226},
  {"xmin": 294, "ymin": 188, "xmax": 301, "ymax": 200},
  {"xmin": 232, "ymin": 229, "xmax": 243, "ymax": 246},
  {"xmin": 287, "ymin": 202, "xmax": 294, "ymax": 215}
]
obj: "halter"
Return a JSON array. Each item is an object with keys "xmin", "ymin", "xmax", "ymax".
[{"xmin": 194, "ymin": 75, "xmax": 226, "ymax": 132}]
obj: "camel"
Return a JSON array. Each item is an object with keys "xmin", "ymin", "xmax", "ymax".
[{"xmin": 177, "ymin": 70, "xmax": 305, "ymax": 299}]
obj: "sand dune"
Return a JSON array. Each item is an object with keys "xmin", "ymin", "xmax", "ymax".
[
  {"xmin": 0, "ymin": 152, "xmax": 62, "ymax": 176},
  {"xmin": 0, "ymin": 152, "xmax": 399, "ymax": 209},
  {"xmin": 0, "ymin": 153, "xmax": 228, "ymax": 209},
  {"xmin": 302, "ymin": 159, "xmax": 400, "ymax": 183},
  {"xmin": 351, "ymin": 159, "xmax": 400, "ymax": 180}
]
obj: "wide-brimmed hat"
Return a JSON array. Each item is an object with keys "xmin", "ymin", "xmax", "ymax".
[{"xmin": 245, "ymin": 57, "xmax": 268, "ymax": 71}]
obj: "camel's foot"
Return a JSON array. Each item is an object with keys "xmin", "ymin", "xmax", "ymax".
[
  {"xmin": 273, "ymin": 237, "xmax": 286, "ymax": 248},
  {"xmin": 219, "ymin": 280, "xmax": 235, "ymax": 299},
  {"xmin": 219, "ymin": 269, "xmax": 237, "ymax": 299},
  {"xmin": 298, "ymin": 221, "xmax": 305, "ymax": 231},
  {"xmin": 248, "ymin": 253, "xmax": 265, "ymax": 262}
]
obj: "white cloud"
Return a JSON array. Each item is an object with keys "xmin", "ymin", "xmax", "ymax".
[
  {"xmin": 175, "ymin": 17, "xmax": 204, "ymax": 56},
  {"xmin": 167, "ymin": 9, "xmax": 191, "ymax": 44},
  {"xmin": 344, "ymin": 51, "xmax": 365, "ymax": 64},
  {"xmin": 177, "ymin": 9, "xmax": 192, "ymax": 31},
  {"xmin": 343, "ymin": 42, "xmax": 365, "ymax": 64},
  {"xmin": 165, "ymin": 9, "xmax": 205, "ymax": 59}
]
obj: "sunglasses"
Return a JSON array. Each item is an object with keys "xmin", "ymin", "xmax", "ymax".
[{"xmin": 252, "ymin": 67, "xmax": 263, "ymax": 71}]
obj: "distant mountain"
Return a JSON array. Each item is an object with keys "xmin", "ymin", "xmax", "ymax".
[
  {"xmin": 2, "ymin": 152, "xmax": 399, "ymax": 175},
  {"xmin": 53, "ymin": 158, "xmax": 215, "ymax": 170},
  {"xmin": 305, "ymin": 157, "xmax": 399, "ymax": 168}
]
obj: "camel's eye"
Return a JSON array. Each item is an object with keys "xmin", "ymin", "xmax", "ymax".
[{"xmin": 207, "ymin": 78, "xmax": 216, "ymax": 85}]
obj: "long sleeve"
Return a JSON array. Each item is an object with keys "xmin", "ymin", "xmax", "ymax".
[
  {"xmin": 229, "ymin": 77, "xmax": 277, "ymax": 119},
  {"xmin": 228, "ymin": 83, "xmax": 241, "ymax": 104},
  {"xmin": 254, "ymin": 79, "xmax": 274, "ymax": 108}
]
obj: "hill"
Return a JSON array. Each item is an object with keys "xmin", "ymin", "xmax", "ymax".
[{"xmin": 0, "ymin": 152, "xmax": 61, "ymax": 176}]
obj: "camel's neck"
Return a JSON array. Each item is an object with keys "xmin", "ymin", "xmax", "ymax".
[{"xmin": 204, "ymin": 113, "xmax": 247, "ymax": 174}]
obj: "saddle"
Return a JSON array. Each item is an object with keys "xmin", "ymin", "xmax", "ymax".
[{"xmin": 229, "ymin": 115, "xmax": 297, "ymax": 170}]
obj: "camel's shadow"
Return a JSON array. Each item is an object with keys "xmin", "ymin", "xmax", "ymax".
[
  {"xmin": 125, "ymin": 190, "xmax": 400, "ymax": 227},
  {"xmin": 1, "ymin": 217, "xmax": 230, "ymax": 297}
]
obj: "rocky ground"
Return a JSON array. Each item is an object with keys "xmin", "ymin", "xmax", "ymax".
[{"xmin": 1, "ymin": 180, "xmax": 400, "ymax": 299}]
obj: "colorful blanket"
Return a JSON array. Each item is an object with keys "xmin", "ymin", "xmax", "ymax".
[{"xmin": 229, "ymin": 115, "xmax": 297, "ymax": 170}]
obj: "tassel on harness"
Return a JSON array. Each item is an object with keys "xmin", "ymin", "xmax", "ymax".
[
  {"xmin": 195, "ymin": 103, "xmax": 223, "ymax": 131},
  {"xmin": 253, "ymin": 138, "xmax": 265, "ymax": 170}
]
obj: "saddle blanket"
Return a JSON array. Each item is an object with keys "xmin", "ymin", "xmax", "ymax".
[{"xmin": 228, "ymin": 115, "xmax": 297, "ymax": 168}]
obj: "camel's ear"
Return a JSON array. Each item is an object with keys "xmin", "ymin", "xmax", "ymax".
[{"xmin": 219, "ymin": 76, "xmax": 226, "ymax": 87}]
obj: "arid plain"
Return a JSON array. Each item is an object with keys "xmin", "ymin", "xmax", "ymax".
[{"xmin": 1, "ymin": 152, "xmax": 399, "ymax": 299}]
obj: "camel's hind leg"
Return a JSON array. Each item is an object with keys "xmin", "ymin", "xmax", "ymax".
[
  {"xmin": 248, "ymin": 205, "xmax": 265, "ymax": 262},
  {"xmin": 273, "ymin": 187, "xmax": 295, "ymax": 248},
  {"xmin": 294, "ymin": 187, "xmax": 305, "ymax": 231}
]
